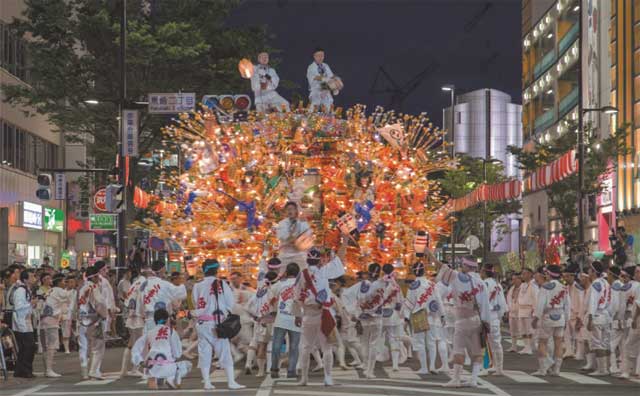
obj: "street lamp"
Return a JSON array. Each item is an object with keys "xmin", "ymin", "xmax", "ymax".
[
  {"xmin": 577, "ymin": 106, "xmax": 618, "ymax": 247},
  {"xmin": 84, "ymin": 99, "xmax": 100, "ymax": 105},
  {"xmin": 482, "ymin": 158, "xmax": 503, "ymax": 265},
  {"xmin": 442, "ymin": 84, "xmax": 456, "ymax": 264}
]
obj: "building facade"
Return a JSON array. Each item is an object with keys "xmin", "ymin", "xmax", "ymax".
[
  {"xmin": 443, "ymin": 88, "xmax": 523, "ymax": 254},
  {"xmin": 0, "ymin": 1, "xmax": 65, "ymax": 268},
  {"xmin": 521, "ymin": 0, "xmax": 614, "ymax": 255}
]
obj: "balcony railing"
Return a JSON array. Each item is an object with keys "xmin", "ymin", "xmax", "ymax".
[
  {"xmin": 559, "ymin": 87, "xmax": 579, "ymax": 118},
  {"xmin": 534, "ymin": 109, "xmax": 556, "ymax": 134},
  {"xmin": 558, "ymin": 23, "xmax": 579, "ymax": 55},
  {"xmin": 534, "ymin": 50, "xmax": 557, "ymax": 79}
]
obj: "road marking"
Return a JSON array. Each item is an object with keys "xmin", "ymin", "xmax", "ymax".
[
  {"xmin": 75, "ymin": 378, "xmax": 118, "ymax": 386},
  {"xmin": 36, "ymin": 390, "xmax": 253, "ymax": 395},
  {"xmin": 558, "ymin": 372, "xmax": 610, "ymax": 385},
  {"xmin": 371, "ymin": 378, "xmax": 479, "ymax": 388},
  {"xmin": 383, "ymin": 367, "xmax": 421, "ymax": 379},
  {"xmin": 10, "ymin": 385, "xmax": 49, "ymax": 396},
  {"xmin": 209, "ymin": 368, "xmax": 241, "ymax": 381},
  {"xmin": 331, "ymin": 369, "xmax": 360, "ymax": 379},
  {"xmin": 278, "ymin": 383, "xmax": 497, "ymax": 396},
  {"xmin": 500, "ymin": 370, "xmax": 547, "ymax": 384},
  {"xmin": 256, "ymin": 375, "xmax": 273, "ymax": 396}
]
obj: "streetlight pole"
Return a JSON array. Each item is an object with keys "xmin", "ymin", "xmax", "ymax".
[
  {"xmin": 577, "ymin": 106, "xmax": 618, "ymax": 250},
  {"xmin": 442, "ymin": 84, "xmax": 456, "ymax": 264},
  {"xmin": 117, "ymin": 0, "xmax": 127, "ymax": 269}
]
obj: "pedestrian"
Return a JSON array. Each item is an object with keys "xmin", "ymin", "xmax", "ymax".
[
  {"xmin": 427, "ymin": 251, "xmax": 490, "ymax": 388},
  {"xmin": 78, "ymin": 266, "xmax": 109, "ymax": 380},
  {"xmin": 131, "ymin": 308, "xmax": 192, "ymax": 389},
  {"xmin": 191, "ymin": 258, "xmax": 245, "ymax": 390},
  {"xmin": 292, "ymin": 247, "xmax": 345, "ymax": 386},
  {"xmin": 380, "ymin": 263, "xmax": 404, "ymax": 372},
  {"xmin": 306, "ymin": 47, "xmax": 336, "ymax": 112},
  {"xmin": 141, "ymin": 260, "xmax": 187, "ymax": 333},
  {"xmin": 517, "ymin": 268, "xmax": 538, "ymax": 355},
  {"xmin": 481, "ymin": 264, "xmax": 507, "ymax": 376},
  {"xmin": 506, "ymin": 272, "xmax": 522, "ymax": 353},
  {"xmin": 270, "ymin": 262, "xmax": 302, "ymax": 379},
  {"xmin": 354, "ymin": 262, "xmax": 385, "ymax": 379},
  {"xmin": 585, "ymin": 261, "xmax": 612, "ymax": 376},
  {"xmin": 39, "ymin": 274, "xmax": 72, "ymax": 377},
  {"xmin": 251, "ymin": 51, "xmax": 290, "ymax": 112},
  {"xmin": 531, "ymin": 264, "xmax": 570, "ymax": 376},
  {"xmin": 404, "ymin": 261, "xmax": 447, "ymax": 375},
  {"xmin": 120, "ymin": 263, "xmax": 150, "ymax": 377},
  {"xmin": 11, "ymin": 269, "xmax": 36, "ymax": 378}
]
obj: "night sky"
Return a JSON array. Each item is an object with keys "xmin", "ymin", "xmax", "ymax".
[{"xmin": 229, "ymin": 0, "xmax": 522, "ymax": 127}]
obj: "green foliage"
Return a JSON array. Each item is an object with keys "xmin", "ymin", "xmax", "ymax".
[
  {"xmin": 508, "ymin": 122, "xmax": 629, "ymax": 247},
  {"xmin": 498, "ymin": 251, "xmax": 520, "ymax": 274},
  {"xmin": 2, "ymin": 0, "xmax": 271, "ymax": 172},
  {"xmin": 439, "ymin": 155, "xmax": 521, "ymax": 249}
]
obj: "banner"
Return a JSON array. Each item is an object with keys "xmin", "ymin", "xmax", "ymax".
[
  {"xmin": 524, "ymin": 149, "xmax": 577, "ymax": 193},
  {"xmin": 451, "ymin": 180, "xmax": 522, "ymax": 212}
]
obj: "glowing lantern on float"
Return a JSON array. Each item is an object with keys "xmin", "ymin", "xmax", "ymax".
[
  {"xmin": 414, "ymin": 230, "xmax": 429, "ymax": 257},
  {"xmin": 238, "ymin": 58, "xmax": 254, "ymax": 79}
]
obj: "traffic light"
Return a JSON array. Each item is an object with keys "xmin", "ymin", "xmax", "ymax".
[
  {"xmin": 105, "ymin": 184, "xmax": 125, "ymax": 213},
  {"xmin": 36, "ymin": 174, "xmax": 52, "ymax": 200},
  {"xmin": 202, "ymin": 95, "xmax": 252, "ymax": 121}
]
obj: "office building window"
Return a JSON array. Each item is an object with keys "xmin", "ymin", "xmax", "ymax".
[
  {"xmin": 0, "ymin": 20, "xmax": 30, "ymax": 83},
  {"xmin": 0, "ymin": 119, "xmax": 58, "ymax": 173}
]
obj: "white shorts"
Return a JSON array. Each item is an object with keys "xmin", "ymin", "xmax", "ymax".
[
  {"xmin": 589, "ymin": 324, "xmax": 611, "ymax": 351},
  {"xmin": 40, "ymin": 327, "xmax": 60, "ymax": 351},
  {"xmin": 252, "ymin": 323, "xmax": 273, "ymax": 344},
  {"xmin": 536, "ymin": 325, "xmax": 564, "ymax": 340},
  {"xmin": 453, "ymin": 325, "xmax": 483, "ymax": 358},
  {"xmin": 509, "ymin": 315, "xmax": 520, "ymax": 337},
  {"xmin": 61, "ymin": 319, "xmax": 73, "ymax": 338},
  {"xmin": 518, "ymin": 317, "xmax": 533, "ymax": 336}
]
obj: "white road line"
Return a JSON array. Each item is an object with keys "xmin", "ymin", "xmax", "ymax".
[
  {"xmin": 370, "ymin": 378, "xmax": 479, "ymax": 388},
  {"xmin": 10, "ymin": 385, "xmax": 49, "ymax": 396},
  {"xmin": 74, "ymin": 378, "xmax": 118, "ymax": 386},
  {"xmin": 35, "ymin": 390, "xmax": 253, "ymax": 395},
  {"xmin": 500, "ymin": 370, "xmax": 547, "ymax": 384},
  {"xmin": 331, "ymin": 369, "xmax": 360, "ymax": 379},
  {"xmin": 256, "ymin": 375, "xmax": 274, "ymax": 396},
  {"xmin": 476, "ymin": 377, "xmax": 512, "ymax": 396},
  {"xmin": 558, "ymin": 372, "xmax": 610, "ymax": 385},
  {"xmin": 383, "ymin": 367, "xmax": 421, "ymax": 379},
  {"xmin": 278, "ymin": 383, "xmax": 496, "ymax": 396},
  {"xmin": 210, "ymin": 368, "xmax": 241, "ymax": 380},
  {"xmin": 628, "ymin": 378, "xmax": 640, "ymax": 385}
]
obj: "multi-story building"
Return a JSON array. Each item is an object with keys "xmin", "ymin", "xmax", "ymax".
[
  {"xmin": 521, "ymin": 0, "xmax": 614, "ymax": 253},
  {"xmin": 0, "ymin": 1, "xmax": 65, "ymax": 267},
  {"xmin": 611, "ymin": 0, "xmax": 640, "ymax": 259},
  {"xmin": 443, "ymin": 88, "xmax": 523, "ymax": 254}
]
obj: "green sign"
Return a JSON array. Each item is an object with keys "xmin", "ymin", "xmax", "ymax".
[
  {"xmin": 90, "ymin": 214, "xmax": 117, "ymax": 230},
  {"xmin": 44, "ymin": 207, "xmax": 64, "ymax": 232}
]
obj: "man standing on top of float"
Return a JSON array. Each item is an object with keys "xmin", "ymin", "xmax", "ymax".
[
  {"xmin": 276, "ymin": 201, "xmax": 311, "ymax": 270},
  {"xmin": 307, "ymin": 47, "xmax": 335, "ymax": 112},
  {"xmin": 251, "ymin": 51, "xmax": 290, "ymax": 113}
]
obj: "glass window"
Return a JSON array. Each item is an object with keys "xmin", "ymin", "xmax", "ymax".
[
  {"xmin": 635, "ymin": 0, "xmax": 640, "ymax": 23},
  {"xmin": 635, "ymin": 50, "xmax": 640, "ymax": 75},
  {"xmin": 3, "ymin": 122, "xmax": 15, "ymax": 167},
  {"xmin": 635, "ymin": 103, "xmax": 640, "ymax": 127},
  {"xmin": 611, "ymin": 16, "xmax": 617, "ymax": 41}
]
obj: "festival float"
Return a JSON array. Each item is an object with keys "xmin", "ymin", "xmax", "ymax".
[{"xmin": 133, "ymin": 103, "xmax": 456, "ymax": 280}]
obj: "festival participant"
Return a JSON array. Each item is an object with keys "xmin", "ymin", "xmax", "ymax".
[
  {"xmin": 306, "ymin": 47, "xmax": 335, "ymax": 112},
  {"xmin": 481, "ymin": 264, "xmax": 507, "ymax": 376},
  {"xmin": 229, "ymin": 271, "xmax": 254, "ymax": 367},
  {"xmin": 577, "ymin": 270, "xmax": 595, "ymax": 370},
  {"xmin": 11, "ymin": 270, "xmax": 36, "ymax": 378},
  {"xmin": 617, "ymin": 265, "xmax": 640, "ymax": 378},
  {"xmin": 131, "ymin": 308, "xmax": 192, "ymax": 389},
  {"xmin": 353, "ymin": 263, "xmax": 386, "ymax": 379},
  {"xmin": 332, "ymin": 276, "xmax": 364, "ymax": 370},
  {"xmin": 39, "ymin": 274, "xmax": 72, "ymax": 377},
  {"xmin": 140, "ymin": 260, "xmax": 187, "ymax": 333},
  {"xmin": 609, "ymin": 266, "xmax": 627, "ymax": 373},
  {"xmin": 292, "ymin": 247, "xmax": 345, "ymax": 386},
  {"xmin": 506, "ymin": 272, "xmax": 522, "ymax": 353},
  {"xmin": 251, "ymin": 51, "xmax": 290, "ymax": 112},
  {"xmin": 426, "ymin": 251, "xmax": 490, "ymax": 388},
  {"xmin": 585, "ymin": 261, "xmax": 612, "ymax": 376},
  {"xmin": 562, "ymin": 263, "xmax": 581, "ymax": 359},
  {"xmin": 517, "ymin": 268, "xmax": 538, "ymax": 355},
  {"xmin": 248, "ymin": 271, "xmax": 278, "ymax": 377},
  {"xmin": 94, "ymin": 261, "xmax": 116, "ymax": 337},
  {"xmin": 120, "ymin": 264, "xmax": 150, "ymax": 377},
  {"xmin": 270, "ymin": 263, "xmax": 302, "ymax": 379},
  {"xmin": 276, "ymin": 202, "xmax": 311, "ymax": 270},
  {"xmin": 531, "ymin": 265, "xmax": 570, "ymax": 376},
  {"xmin": 192, "ymin": 259, "xmax": 245, "ymax": 390},
  {"xmin": 437, "ymin": 276, "xmax": 455, "ymax": 361},
  {"xmin": 61, "ymin": 275, "xmax": 77, "ymax": 354},
  {"xmin": 380, "ymin": 264, "xmax": 404, "ymax": 372},
  {"xmin": 404, "ymin": 261, "xmax": 447, "ymax": 374},
  {"xmin": 78, "ymin": 266, "xmax": 109, "ymax": 380}
]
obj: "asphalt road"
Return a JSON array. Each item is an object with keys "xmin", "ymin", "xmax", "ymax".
[{"xmin": 1, "ymin": 339, "xmax": 639, "ymax": 396}]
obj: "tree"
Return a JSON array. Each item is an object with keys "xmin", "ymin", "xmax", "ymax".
[
  {"xmin": 508, "ymin": 122, "xmax": 629, "ymax": 249},
  {"xmin": 439, "ymin": 155, "xmax": 521, "ymax": 255},
  {"xmin": 2, "ymin": 0, "xmax": 272, "ymax": 179}
]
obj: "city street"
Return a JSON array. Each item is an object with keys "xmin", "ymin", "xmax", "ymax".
[{"xmin": 2, "ymin": 338, "xmax": 639, "ymax": 396}]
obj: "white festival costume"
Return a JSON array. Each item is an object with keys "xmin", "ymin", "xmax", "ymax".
[
  {"xmin": 353, "ymin": 277, "xmax": 386, "ymax": 378},
  {"xmin": 131, "ymin": 323, "xmax": 192, "ymax": 384},
  {"xmin": 484, "ymin": 277, "xmax": 507, "ymax": 374},
  {"xmin": 140, "ymin": 276, "xmax": 187, "ymax": 332},
  {"xmin": 381, "ymin": 274, "xmax": 405, "ymax": 370},
  {"xmin": 251, "ymin": 64, "xmax": 290, "ymax": 112},
  {"xmin": 307, "ymin": 62, "xmax": 335, "ymax": 110},
  {"xmin": 533, "ymin": 278, "xmax": 571, "ymax": 375},
  {"xmin": 276, "ymin": 218, "xmax": 311, "ymax": 270}
]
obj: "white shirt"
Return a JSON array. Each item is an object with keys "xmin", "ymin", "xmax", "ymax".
[
  {"xmin": 587, "ymin": 277, "xmax": 611, "ymax": 323},
  {"xmin": 436, "ymin": 265, "xmax": 490, "ymax": 327},
  {"xmin": 248, "ymin": 283, "xmax": 276, "ymax": 320},
  {"xmin": 125, "ymin": 275, "xmax": 147, "ymax": 329},
  {"xmin": 78, "ymin": 280, "xmax": 108, "ymax": 327},
  {"xmin": 293, "ymin": 257, "xmax": 345, "ymax": 317},
  {"xmin": 141, "ymin": 276, "xmax": 187, "ymax": 317},
  {"xmin": 517, "ymin": 280, "xmax": 538, "ymax": 318},
  {"xmin": 117, "ymin": 278, "xmax": 131, "ymax": 303},
  {"xmin": 131, "ymin": 323, "xmax": 183, "ymax": 379},
  {"xmin": 354, "ymin": 279, "xmax": 386, "ymax": 321},
  {"xmin": 381, "ymin": 275, "xmax": 404, "ymax": 326},
  {"xmin": 99, "ymin": 275, "xmax": 116, "ymax": 311},
  {"xmin": 307, "ymin": 62, "xmax": 334, "ymax": 93},
  {"xmin": 276, "ymin": 218, "xmax": 311, "ymax": 256},
  {"xmin": 191, "ymin": 276, "xmax": 235, "ymax": 323},
  {"xmin": 404, "ymin": 276, "xmax": 443, "ymax": 326},
  {"xmin": 272, "ymin": 277, "xmax": 300, "ymax": 332},
  {"xmin": 534, "ymin": 279, "xmax": 571, "ymax": 328},
  {"xmin": 40, "ymin": 286, "xmax": 72, "ymax": 329},
  {"xmin": 11, "ymin": 281, "xmax": 33, "ymax": 333},
  {"xmin": 484, "ymin": 278, "xmax": 508, "ymax": 324},
  {"xmin": 251, "ymin": 65, "xmax": 280, "ymax": 96}
]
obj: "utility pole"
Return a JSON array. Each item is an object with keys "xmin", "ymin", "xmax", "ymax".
[{"xmin": 117, "ymin": 0, "xmax": 127, "ymax": 269}]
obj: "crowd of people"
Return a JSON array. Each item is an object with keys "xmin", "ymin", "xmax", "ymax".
[{"xmin": 1, "ymin": 204, "xmax": 640, "ymax": 390}]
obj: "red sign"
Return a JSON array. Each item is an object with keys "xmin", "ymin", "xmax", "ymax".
[
  {"xmin": 94, "ymin": 188, "xmax": 107, "ymax": 212},
  {"xmin": 95, "ymin": 245, "xmax": 108, "ymax": 258}
]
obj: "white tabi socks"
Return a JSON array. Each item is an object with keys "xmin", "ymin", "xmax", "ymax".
[
  {"xmin": 417, "ymin": 349, "xmax": 429, "ymax": 374},
  {"xmin": 443, "ymin": 363, "xmax": 463, "ymax": 387},
  {"xmin": 226, "ymin": 364, "xmax": 245, "ymax": 390}
]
